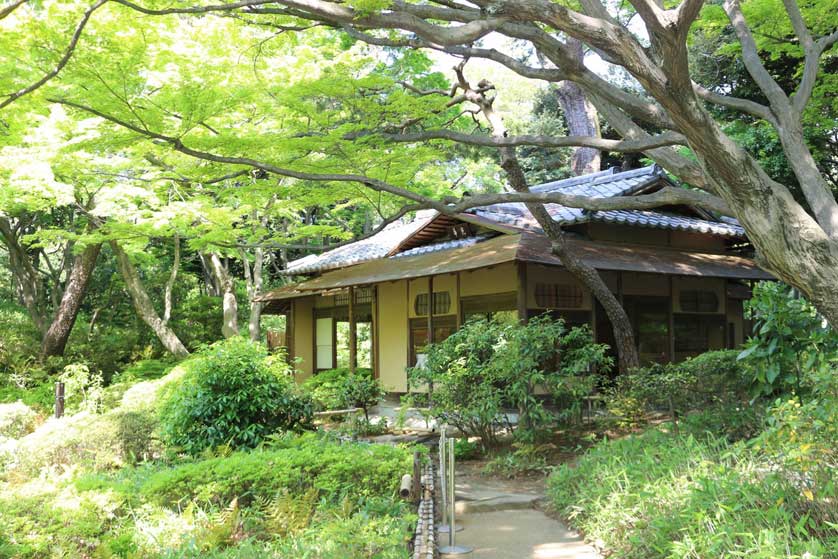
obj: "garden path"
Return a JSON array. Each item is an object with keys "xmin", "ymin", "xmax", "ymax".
[{"xmin": 440, "ymin": 467, "xmax": 600, "ymax": 559}]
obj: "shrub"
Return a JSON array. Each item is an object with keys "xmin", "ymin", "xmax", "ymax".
[
  {"xmin": 411, "ymin": 316, "xmax": 611, "ymax": 448},
  {"xmin": 0, "ymin": 401, "xmax": 39, "ymax": 439},
  {"xmin": 140, "ymin": 433, "xmax": 411, "ymax": 507},
  {"xmin": 159, "ymin": 338, "xmax": 313, "ymax": 454},
  {"xmin": 739, "ymin": 281, "xmax": 838, "ymax": 397},
  {"xmin": 605, "ymin": 350, "xmax": 750, "ymax": 431},
  {"xmin": 7, "ymin": 407, "xmax": 161, "ymax": 474},
  {"xmin": 301, "ymin": 367, "xmax": 374, "ymax": 411},
  {"xmin": 483, "ymin": 442, "xmax": 554, "ymax": 478},
  {"xmin": 452, "ymin": 438, "xmax": 479, "ymax": 460}
]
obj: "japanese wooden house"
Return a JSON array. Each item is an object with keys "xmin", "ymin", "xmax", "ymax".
[{"xmin": 256, "ymin": 165, "xmax": 772, "ymax": 391}]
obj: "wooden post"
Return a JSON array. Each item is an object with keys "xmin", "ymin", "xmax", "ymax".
[
  {"xmin": 516, "ymin": 261, "xmax": 528, "ymax": 324},
  {"xmin": 427, "ymin": 275, "xmax": 434, "ymax": 405},
  {"xmin": 54, "ymin": 381, "xmax": 65, "ymax": 419},
  {"xmin": 348, "ymin": 286, "xmax": 357, "ymax": 374},
  {"xmin": 669, "ymin": 275, "xmax": 676, "ymax": 362},
  {"xmin": 412, "ymin": 451, "xmax": 422, "ymax": 503}
]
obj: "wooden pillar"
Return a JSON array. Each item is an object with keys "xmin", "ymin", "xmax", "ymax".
[
  {"xmin": 348, "ymin": 286, "xmax": 357, "ymax": 374},
  {"xmin": 668, "ymin": 275, "xmax": 675, "ymax": 362},
  {"xmin": 516, "ymin": 261, "xmax": 528, "ymax": 324},
  {"xmin": 427, "ymin": 275, "xmax": 434, "ymax": 405},
  {"xmin": 373, "ymin": 285, "xmax": 380, "ymax": 379}
]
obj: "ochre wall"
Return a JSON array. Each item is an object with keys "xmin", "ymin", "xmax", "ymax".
[
  {"xmin": 377, "ymin": 280, "xmax": 410, "ymax": 392},
  {"xmin": 292, "ymin": 297, "xmax": 314, "ymax": 382},
  {"xmin": 459, "ymin": 263, "xmax": 517, "ymax": 297}
]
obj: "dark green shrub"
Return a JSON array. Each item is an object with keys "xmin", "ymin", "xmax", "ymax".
[
  {"xmin": 411, "ymin": 316, "xmax": 611, "ymax": 448},
  {"xmin": 453, "ymin": 438, "xmax": 479, "ymax": 460},
  {"xmin": 159, "ymin": 338, "xmax": 313, "ymax": 454},
  {"xmin": 302, "ymin": 367, "xmax": 373, "ymax": 411},
  {"xmin": 140, "ymin": 433, "xmax": 411, "ymax": 507},
  {"xmin": 739, "ymin": 281, "xmax": 838, "ymax": 397}
]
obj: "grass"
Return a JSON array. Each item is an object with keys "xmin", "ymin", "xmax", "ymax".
[{"xmin": 547, "ymin": 416, "xmax": 837, "ymax": 559}]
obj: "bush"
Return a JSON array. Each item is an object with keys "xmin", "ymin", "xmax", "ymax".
[
  {"xmin": 6, "ymin": 407, "xmax": 161, "ymax": 474},
  {"xmin": 605, "ymin": 350, "xmax": 750, "ymax": 431},
  {"xmin": 159, "ymin": 338, "xmax": 313, "ymax": 454},
  {"xmin": 548, "ymin": 426, "xmax": 837, "ymax": 558},
  {"xmin": 411, "ymin": 316, "xmax": 611, "ymax": 448},
  {"xmin": 302, "ymin": 367, "xmax": 374, "ymax": 411},
  {"xmin": 140, "ymin": 433, "xmax": 411, "ymax": 507},
  {"xmin": 0, "ymin": 401, "xmax": 39, "ymax": 439},
  {"xmin": 483, "ymin": 442, "xmax": 554, "ymax": 478}
]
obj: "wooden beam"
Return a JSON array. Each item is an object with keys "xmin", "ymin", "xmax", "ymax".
[
  {"xmin": 373, "ymin": 285, "xmax": 380, "ymax": 379},
  {"xmin": 669, "ymin": 275, "xmax": 675, "ymax": 362},
  {"xmin": 348, "ymin": 286, "xmax": 357, "ymax": 374}
]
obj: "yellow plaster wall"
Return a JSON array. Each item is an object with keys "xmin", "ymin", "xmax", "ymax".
[
  {"xmin": 458, "ymin": 263, "xmax": 517, "ymax": 297},
  {"xmin": 407, "ymin": 274, "xmax": 459, "ymax": 319},
  {"xmin": 292, "ymin": 297, "xmax": 314, "ymax": 382},
  {"xmin": 377, "ymin": 280, "xmax": 410, "ymax": 392}
]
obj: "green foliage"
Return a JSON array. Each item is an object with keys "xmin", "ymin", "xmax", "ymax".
[
  {"xmin": 0, "ymin": 402, "xmax": 39, "ymax": 439},
  {"xmin": 59, "ymin": 362, "xmax": 104, "ymax": 414},
  {"xmin": 738, "ymin": 282, "xmax": 838, "ymax": 396},
  {"xmin": 0, "ymin": 434, "xmax": 414, "ymax": 558},
  {"xmin": 452, "ymin": 438, "xmax": 480, "ymax": 461},
  {"xmin": 606, "ymin": 350, "xmax": 751, "ymax": 430},
  {"xmin": 548, "ymin": 423, "xmax": 838, "ymax": 559},
  {"xmin": 412, "ymin": 316, "xmax": 611, "ymax": 448},
  {"xmin": 483, "ymin": 442, "xmax": 554, "ymax": 478},
  {"xmin": 159, "ymin": 338, "xmax": 313, "ymax": 454},
  {"xmin": 141, "ymin": 433, "xmax": 410, "ymax": 506},
  {"xmin": 301, "ymin": 367, "xmax": 384, "ymax": 419}
]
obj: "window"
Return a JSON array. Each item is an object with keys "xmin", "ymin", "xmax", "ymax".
[
  {"xmin": 414, "ymin": 291, "xmax": 451, "ymax": 315},
  {"xmin": 679, "ymin": 290, "xmax": 719, "ymax": 313},
  {"xmin": 534, "ymin": 283, "xmax": 583, "ymax": 309},
  {"xmin": 409, "ymin": 316, "xmax": 457, "ymax": 366},
  {"xmin": 461, "ymin": 292, "xmax": 517, "ymax": 322},
  {"xmin": 334, "ymin": 287, "xmax": 373, "ymax": 306}
]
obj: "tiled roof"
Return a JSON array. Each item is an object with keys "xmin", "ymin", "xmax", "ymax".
[
  {"xmin": 390, "ymin": 235, "xmax": 488, "ymax": 259},
  {"xmin": 284, "ymin": 211, "xmax": 436, "ymax": 274},
  {"xmin": 469, "ymin": 165, "xmax": 746, "ymax": 238},
  {"xmin": 283, "ymin": 166, "xmax": 746, "ymax": 276}
]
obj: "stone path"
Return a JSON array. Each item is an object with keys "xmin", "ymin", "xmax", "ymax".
[{"xmin": 439, "ymin": 470, "xmax": 600, "ymax": 559}]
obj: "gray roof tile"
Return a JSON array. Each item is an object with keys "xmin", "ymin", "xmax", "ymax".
[{"xmin": 284, "ymin": 166, "xmax": 746, "ymax": 275}]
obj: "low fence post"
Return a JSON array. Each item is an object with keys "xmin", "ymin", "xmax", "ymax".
[
  {"xmin": 439, "ymin": 436, "xmax": 472, "ymax": 555},
  {"xmin": 54, "ymin": 381, "xmax": 65, "ymax": 419}
]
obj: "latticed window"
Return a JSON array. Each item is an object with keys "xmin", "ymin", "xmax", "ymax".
[
  {"xmin": 534, "ymin": 283, "xmax": 583, "ymax": 308},
  {"xmin": 334, "ymin": 287, "xmax": 373, "ymax": 306},
  {"xmin": 679, "ymin": 290, "xmax": 719, "ymax": 313},
  {"xmin": 414, "ymin": 291, "xmax": 452, "ymax": 315}
]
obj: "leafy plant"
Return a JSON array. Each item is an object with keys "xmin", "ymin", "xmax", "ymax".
[
  {"xmin": 411, "ymin": 316, "xmax": 611, "ymax": 448},
  {"xmin": 483, "ymin": 442, "xmax": 554, "ymax": 478},
  {"xmin": 452, "ymin": 438, "xmax": 479, "ymax": 460},
  {"xmin": 739, "ymin": 282, "xmax": 838, "ymax": 397},
  {"xmin": 159, "ymin": 338, "xmax": 313, "ymax": 454}
]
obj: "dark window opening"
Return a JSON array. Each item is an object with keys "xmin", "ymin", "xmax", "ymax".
[
  {"xmin": 674, "ymin": 314, "xmax": 725, "ymax": 361},
  {"xmin": 679, "ymin": 290, "xmax": 719, "ymax": 313}
]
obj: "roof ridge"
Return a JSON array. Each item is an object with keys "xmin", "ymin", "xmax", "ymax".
[{"xmin": 530, "ymin": 164, "xmax": 659, "ymax": 192}]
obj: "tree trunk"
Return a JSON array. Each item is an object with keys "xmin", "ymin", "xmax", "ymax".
[
  {"xmin": 111, "ymin": 241, "xmax": 189, "ymax": 358},
  {"xmin": 458, "ymin": 66, "xmax": 640, "ymax": 373},
  {"xmin": 209, "ymin": 253, "xmax": 239, "ymax": 338},
  {"xmin": 40, "ymin": 243, "xmax": 102, "ymax": 358},
  {"xmin": 555, "ymin": 38, "xmax": 601, "ymax": 175},
  {"xmin": 241, "ymin": 246, "xmax": 264, "ymax": 342},
  {"xmin": 0, "ymin": 217, "xmax": 47, "ymax": 334}
]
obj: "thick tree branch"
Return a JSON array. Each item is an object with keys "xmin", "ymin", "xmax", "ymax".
[
  {"xmin": 377, "ymin": 129, "xmax": 686, "ymax": 152},
  {"xmin": 693, "ymin": 83, "xmax": 776, "ymax": 124},
  {"xmin": 0, "ymin": 0, "xmax": 27, "ymax": 20},
  {"xmin": 0, "ymin": 0, "xmax": 107, "ymax": 110}
]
